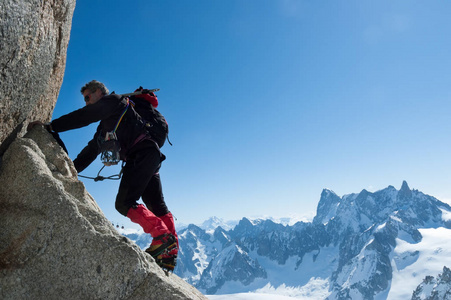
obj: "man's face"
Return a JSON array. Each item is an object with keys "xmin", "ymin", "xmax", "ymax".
[{"xmin": 83, "ymin": 89, "xmax": 103, "ymax": 106}]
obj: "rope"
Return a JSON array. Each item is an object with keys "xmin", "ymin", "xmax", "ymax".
[{"xmin": 78, "ymin": 163, "xmax": 124, "ymax": 182}]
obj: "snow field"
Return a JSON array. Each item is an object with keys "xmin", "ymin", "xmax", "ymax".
[{"xmin": 389, "ymin": 227, "xmax": 451, "ymax": 299}]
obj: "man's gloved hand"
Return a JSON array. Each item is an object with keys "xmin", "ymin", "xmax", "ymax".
[
  {"xmin": 27, "ymin": 121, "xmax": 44, "ymax": 131},
  {"xmin": 27, "ymin": 121, "xmax": 53, "ymax": 132}
]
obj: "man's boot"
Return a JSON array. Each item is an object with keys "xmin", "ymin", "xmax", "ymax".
[
  {"xmin": 160, "ymin": 212, "xmax": 178, "ymax": 248},
  {"xmin": 127, "ymin": 205, "xmax": 177, "ymax": 264},
  {"xmin": 158, "ymin": 212, "xmax": 178, "ymax": 271}
]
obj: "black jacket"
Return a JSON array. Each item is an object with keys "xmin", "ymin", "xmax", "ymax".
[{"xmin": 51, "ymin": 94, "xmax": 147, "ymax": 172}]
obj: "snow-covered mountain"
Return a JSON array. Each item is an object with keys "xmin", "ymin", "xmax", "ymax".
[
  {"xmin": 411, "ymin": 267, "xmax": 451, "ymax": 300},
  {"xmin": 121, "ymin": 181, "xmax": 451, "ymax": 299},
  {"xmin": 199, "ymin": 216, "xmax": 239, "ymax": 234}
]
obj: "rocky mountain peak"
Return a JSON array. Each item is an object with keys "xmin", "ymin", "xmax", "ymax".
[
  {"xmin": 313, "ymin": 188, "xmax": 341, "ymax": 225},
  {"xmin": 398, "ymin": 180, "xmax": 412, "ymax": 200},
  {"xmin": 412, "ymin": 266, "xmax": 451, "ymax": 300},
  {"xmin": 401, "ymin": 180, "xmax": 410, "ymax": 191},
  {"xmin": 232, "ymin": 217, "xmax": 254, "ymax": 234}
]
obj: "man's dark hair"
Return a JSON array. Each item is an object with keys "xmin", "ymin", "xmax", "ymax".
[{"xmin": 81, "ymin": 80, "xmax": 109, "ymax": 96}]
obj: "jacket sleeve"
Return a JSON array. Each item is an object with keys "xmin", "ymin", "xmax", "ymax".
[
  {"xmin": 50, "ymin": 94, "xmax": 124, "ymax": 133},
  {"xmin": 73, "ymin": 130, "xmax": 100, "ymax": 173}
]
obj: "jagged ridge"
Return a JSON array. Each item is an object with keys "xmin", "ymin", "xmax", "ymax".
[{"xmin": 123, "ymin": 181, "xmax": 451, "ymax": 299}]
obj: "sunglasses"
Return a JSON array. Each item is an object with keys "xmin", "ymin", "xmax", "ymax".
[{"xmin": 84, "ymin": 94, "xmax": 91, "ymax": 102}]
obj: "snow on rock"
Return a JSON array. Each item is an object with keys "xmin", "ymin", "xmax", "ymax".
[
  {"xmin": 390, "ymin": 228, "xmax": 451, "ymax": 299},
  {"xmin": 411, "ymin": 266, "xmax": 451, "ymax": 300},
  {"xmin": 120, "ymin": 181, "xmax": 451, "ymax": 300}
]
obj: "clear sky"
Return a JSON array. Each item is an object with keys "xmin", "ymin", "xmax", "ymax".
[{"xmin": 53, "ymin": 1, "xmax": 451, "ymax": 228}]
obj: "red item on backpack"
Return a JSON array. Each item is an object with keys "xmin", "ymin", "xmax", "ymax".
[{"xmin": 134, "ymin": 88, "xmax": 158, "ymax": 108}]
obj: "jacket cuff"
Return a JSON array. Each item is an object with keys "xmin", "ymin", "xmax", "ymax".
[{"xmin": 44, "ymin": 122, "xmax": 53, "ymax": 132}]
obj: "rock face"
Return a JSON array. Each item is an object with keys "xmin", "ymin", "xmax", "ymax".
[
  {"xmin": 0, "ymin": 0, "xmax": 75, "ymax": 155},
  {"xmin": 0, "ymin": 127, "xmax": 207, "ymax": 300},
  {"xmin": 411, "ymin": 267, "xmax": 451, "ymax": 300}
]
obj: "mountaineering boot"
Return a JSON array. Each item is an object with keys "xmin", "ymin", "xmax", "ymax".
[
  {"xmin": 146, "ymin": 233, "xmax": 177, "ymax": 272},
  {"xmin": 160, "ymin": 212, "xmax": 179, "ymax": 251},
  {"xmin": 154, "ymin": 254, "xmax": 177, "ymax": 272},
  {"xmin": 145, "ymin": 233, "xmax": 176, "ymax": 258},
  {"xmin": 127, "ymin": 205, "xmax": 176, "ymax": 270},
  {"xmin": 155, "ymin": 212, "xmax": 178, "ymax": 271}
]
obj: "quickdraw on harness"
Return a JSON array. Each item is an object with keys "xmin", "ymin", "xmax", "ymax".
[{"xmin": 100, "ymin": 98, "xmax": 130, "ymax": 166}]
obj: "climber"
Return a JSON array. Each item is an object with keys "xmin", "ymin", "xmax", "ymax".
[{"xmin": 27, "ymin": 80, "xmax": 178, "ymax": 271}]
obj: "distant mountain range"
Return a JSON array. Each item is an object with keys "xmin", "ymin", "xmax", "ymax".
[{"xmin": 120, "ymin": 181, "xmax": 451, "ymax": 299}]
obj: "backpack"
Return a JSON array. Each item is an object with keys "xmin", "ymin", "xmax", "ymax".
[{"xmin": 126, "ymin": 93, "xmax": 169, "ymax": 148}]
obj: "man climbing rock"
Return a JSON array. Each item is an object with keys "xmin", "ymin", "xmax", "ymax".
[{"xmin": 28, "ymin": 80, "xmax": 178, "ymax": 271}]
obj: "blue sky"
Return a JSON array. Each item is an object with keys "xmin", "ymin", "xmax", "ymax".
[{"xmin": 54, "ymin": 1, "xmax": 451, "ymax": 227}]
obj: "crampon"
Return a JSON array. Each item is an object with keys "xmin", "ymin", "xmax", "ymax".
[
  {"xmin": 155, "ymin": 255, "xmax": 177, "ymax": 272},
  {"xmin": 145, "ymin": 233, "xmax": 178, "ymax": 272}
]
